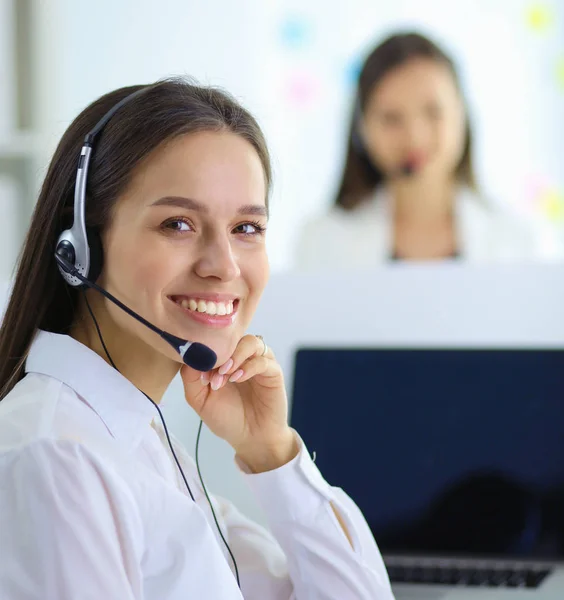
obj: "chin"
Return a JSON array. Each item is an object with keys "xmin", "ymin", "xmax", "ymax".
[{"xmin": 207, "ymin": 337, "xmax": 240, "ymax": 368}]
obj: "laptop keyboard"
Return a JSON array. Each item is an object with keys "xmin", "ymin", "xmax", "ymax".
[{"xmin": 386, "ymin": 563, "xmax": 551, "ymax": 589}]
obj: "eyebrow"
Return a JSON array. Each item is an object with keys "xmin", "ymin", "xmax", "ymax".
[{"xmin": 151, "ymin": 196, "xmax": 267, "ymax": 217}]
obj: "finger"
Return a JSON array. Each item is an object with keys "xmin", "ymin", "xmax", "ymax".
[
  {"xmin": 209, "ymin": 372, "xmax": 225, "ymax": 391},
  {"xmin": 180, "ymin": 364, "xmax": 211, "ymax": 414},
  {"xmin": 217, "ymin": 334, "xmax": 271, "ymax": 376},
  {"xmin": 228, "ymin": 355, "xmax": 281, "ymax": 385}
]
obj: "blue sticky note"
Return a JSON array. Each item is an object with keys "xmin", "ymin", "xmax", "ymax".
[
  {"xmin": 280, "ymin": 15, "xmax": 312, "ymax": 49},
  {"xmin": 344, "ymin": 56, "xmax": 363, "ymax": 87}
]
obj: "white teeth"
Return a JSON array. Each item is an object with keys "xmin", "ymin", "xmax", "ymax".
[{"xmin": 177, "ymin": 297, "xmax": 235, "ymax": 316}]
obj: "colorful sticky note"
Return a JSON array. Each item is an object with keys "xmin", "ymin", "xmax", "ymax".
[
  {"xmin": 284, "ymin": 71, "xmax": 320, "ymax": 110},
  {"xmin": 556, "ymin": 56, "xmax": 564, "ymax": 90},
  {"xmin": 540, "ymin": 189, "xmax": 564, "ymax": 222},
  {"xmin": 526, "ymin": 3, "xmax": 554, "ymax": 32},
  {"xmin": 344, "ymin": 56, "xmax": 363, "ymax": 88},
  {"xmin": 280, "ymin": 15, "xmax": 312, "ymax": 50}
]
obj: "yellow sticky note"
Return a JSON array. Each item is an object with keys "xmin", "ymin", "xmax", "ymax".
[
  {"xmin": 542, "ymin": 190, "xmax": 564, "ymax": 222},
  {"xmin": 526, "ymin": 3, "xmax": 554, "ymax": 32},
  {"xmin": 556, "ymin": 56, "xmax": 564, "ymax": 90}
]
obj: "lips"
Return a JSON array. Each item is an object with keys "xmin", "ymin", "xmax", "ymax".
[
  {"xmin": 405, "ymin": 151, "xmax": 427, "ymax": 168},
  {"xmin": 170, "ymin": 295, "xmax": 240, "ymax": 329}
]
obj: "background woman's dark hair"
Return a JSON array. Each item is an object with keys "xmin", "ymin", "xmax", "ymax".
[
  {"xmin": 335, "ymin": 32, "xmax": 477, "ymax": 210},
  {"xmin": 0, "ymin": 77, "xmax": 272, "ymax": 399}
]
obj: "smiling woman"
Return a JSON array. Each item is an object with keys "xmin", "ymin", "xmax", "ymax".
[
  {"xmin": 0, "ymin": 78, "xmax": 394, "ymax": 599},
  {"xmin": 86, "ymin": 128, "xmax": 271, "ymax": 388}
]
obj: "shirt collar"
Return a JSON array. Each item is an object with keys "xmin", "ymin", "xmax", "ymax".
[{"xmin": 25, "ymin": 330, "xmax": 157, "ymax": 444}]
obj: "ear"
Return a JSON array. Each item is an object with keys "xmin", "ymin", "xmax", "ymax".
[{"xmin": 86, "ymin": 227, "xmax": 104, "ymax": 283}]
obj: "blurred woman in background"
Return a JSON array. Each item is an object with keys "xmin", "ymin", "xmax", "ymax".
[{"xmin": 295, "ymin": 32, "xmax": 562, "ymax": 268}]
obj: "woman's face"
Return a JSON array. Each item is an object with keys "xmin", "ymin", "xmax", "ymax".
[
  {"xmin": 98, "ymin": 131, "xmax": 270, "ymax": 366},
  {"xmin": 360, "ymin": 57, "xmax": 467, "ymax": 181}
]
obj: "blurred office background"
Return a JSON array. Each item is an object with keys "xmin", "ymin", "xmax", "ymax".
[
  {"xmin": 1, "ymin": 0, "xmax": 564, "ymax": 523},
  {"xmin": 0, "ymin": 0, "xmax": 563, "ymax": 278}
]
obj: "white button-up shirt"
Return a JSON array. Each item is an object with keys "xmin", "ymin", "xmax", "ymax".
[{"xmin": 0, "ymin": 330, "xmax": 393, "ymax": 599}]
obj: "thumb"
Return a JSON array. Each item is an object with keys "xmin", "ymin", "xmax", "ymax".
[{"xmin": 180, "ymin": 364, "xmax": 210, "ymax": 415}]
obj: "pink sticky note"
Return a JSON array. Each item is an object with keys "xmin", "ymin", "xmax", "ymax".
[{"xmin": 284, "ymin": 71, "xmax": 320, "ymax": 109}]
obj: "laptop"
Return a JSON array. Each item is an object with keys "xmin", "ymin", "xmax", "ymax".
[{"xmin": 290, "ymin": 348, "xmax": 564, "ymax": 599}]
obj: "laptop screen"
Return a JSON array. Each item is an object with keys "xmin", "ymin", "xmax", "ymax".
[{"xmin": 290, "ymin": 348, "xmax": 564, "ymax": 560}]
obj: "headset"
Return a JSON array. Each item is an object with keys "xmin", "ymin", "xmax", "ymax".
[
  {"xmin": 54, "ymin": 86, "xmax": 241, "ymax": 587},
  {"xmin": 54, "ymin": 86, "xmax": 216, "ymax": 372}
]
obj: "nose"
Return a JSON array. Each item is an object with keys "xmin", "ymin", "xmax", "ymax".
[
  {"xmin": 193, "ymin": 231, "xmax": 241, "ymax": 282},
  {"xmin": 403, "ymin": 115, "xmax": 430, "ymax": 148}
]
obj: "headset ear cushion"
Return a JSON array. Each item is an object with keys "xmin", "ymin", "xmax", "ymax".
[{"xmin": 86, "ymin": 228, "xmax": 104, "ymax": 284}]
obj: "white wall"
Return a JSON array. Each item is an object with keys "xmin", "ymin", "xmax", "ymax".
[
  {"xmin": 31, "ymin": 0, "xmax": 277, "ymax": 172},
  {"xmin": 0, "ymin": 279, "xmax": 10, "ymax": 319}
]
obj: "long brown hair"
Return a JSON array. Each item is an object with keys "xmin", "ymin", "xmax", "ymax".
[
  {"xmin": 336, "ymin": 32, "xmax": 477, "ymax": 210},
  {"xmin": 0, "ymin": 78, "xmax": 272, "ymax": 399}
]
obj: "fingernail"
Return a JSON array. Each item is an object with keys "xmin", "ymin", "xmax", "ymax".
[
  {"xmin": 229, "ymin": 369, "xmax": 244, "ymax": 383},
  {"xmin": 200, "ymin": 371, "xmax": 210, "ymax": 385},
  {"xmin": 211, "ymin": 373, "xmax": 224, "ymax": 391},
  {"xmin": 218, "ymin": 359, "xmax": 233, "ymax": 376}
]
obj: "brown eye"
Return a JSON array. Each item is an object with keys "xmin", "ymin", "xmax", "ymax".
[
  {"xmin": 380, "ymin": 111, "xmax": 402, "ymax": 127},
  {"xmin": 233, "ymin": 221, "xmax": 266, "ymax": 236},
  {"xmin": 162, "ymin": 218, "xmax": 192, "ymax": 233}
]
